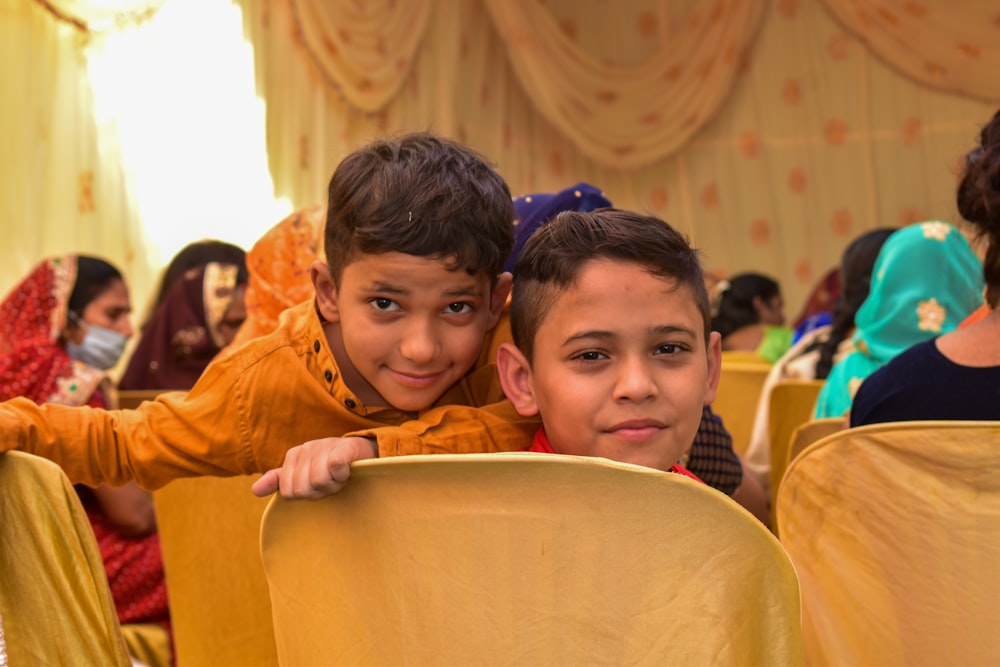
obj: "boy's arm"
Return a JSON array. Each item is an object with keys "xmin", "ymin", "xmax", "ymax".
[
  {"xmin": 252, "ymin": 399, "xmax": 539, "ymax": 498},
  {"xmin": 0, "ymin": 362, "xmax": 256, "ymax": 490},
  {"xmin": 349, "ymin": 399, "xmax": 539, "ymax": 457}
]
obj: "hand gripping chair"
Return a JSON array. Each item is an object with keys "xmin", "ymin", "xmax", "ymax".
[
  {"xmin": 0, "ymin": 451, "xmax": 131, "ymax": 666},
  {"xmin": 261, "ymin": 453, "xmax": 803, "ymax": 666},
  {"xmin": 777, "ymin": 421, "xmax": 1000, "ymax": 665}
]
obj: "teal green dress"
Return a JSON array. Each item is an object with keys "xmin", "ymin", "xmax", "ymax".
[{"xmin": 814, "ymin": 222, "xmax": 984, "ymax": 418}]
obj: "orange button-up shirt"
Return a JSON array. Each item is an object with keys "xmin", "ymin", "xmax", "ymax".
[{"xmin": 0, "ymin": 299, "xmax": 538, "ymax": 489}]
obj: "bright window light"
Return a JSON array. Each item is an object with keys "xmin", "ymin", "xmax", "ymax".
[{"xmin": 87, "ymin": 0, "xmax": 290, "ymax": 266}]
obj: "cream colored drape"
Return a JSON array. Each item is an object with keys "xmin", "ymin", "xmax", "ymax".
[
  {"xmin": 482, "ymin": 0, "xmax": 766, "ymax": 168},
  {"xmin": 236, "ymin": 0, "xmax": 999, "ymax": 313},
  {"xmin": 1, "ymin": 0, "xmax": 157, "ymax": 329},
  {"xmin": 5, "ymin": 0, "xmax": 1000, "ymax": 318},
  {"xmin": 820, "ymin": 0, "xmax": 1000, "ymax": 102}
]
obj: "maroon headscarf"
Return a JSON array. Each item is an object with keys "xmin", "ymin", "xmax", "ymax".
[{"xmin": 119, "ymin": 262, "xmax": 243, "ymax": 390}]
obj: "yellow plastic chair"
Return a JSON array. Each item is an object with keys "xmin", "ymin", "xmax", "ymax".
[
  {"xmin": 784, "ymin": 417, "xmax": 844, "ymax": 471},
  {"xmin": 0, "ymin": 451, "xmax": 131, "ymax": 666},
  {"xmin": 154, "ymin": 475, "xmax": 278, "ymax": 666},
  {"xmin": 767, "ymin": 379, "xmax": 825, "ymax": 509},
  {"xmin": 714, "ymin": 357, "xmax": 773, "ymax": 455},
  {"xmin": 261, "ymin": 453, "xmax": 803, "ymax": 666},
  {"xmin": 777, "ymin": 421, "xmax": 1000, "ymax": 665}
]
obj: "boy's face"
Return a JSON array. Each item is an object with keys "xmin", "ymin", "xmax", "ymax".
[
  {"xmin": 499, "ymin": 259, "xmax": 721, "ymax": 472},
  {"xmin": 313, "ymin": 253, "xmax": 511, "ymax": 413}
]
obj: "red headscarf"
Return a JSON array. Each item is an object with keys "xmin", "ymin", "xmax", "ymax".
[{"xmin": 0, "ymin": 256, "xmax": 105, "ymax": 406}]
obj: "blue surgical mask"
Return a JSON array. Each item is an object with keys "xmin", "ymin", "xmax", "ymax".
[{"xmin": 66, "ymin": 313, "xmax": 128, "ymax": 370}]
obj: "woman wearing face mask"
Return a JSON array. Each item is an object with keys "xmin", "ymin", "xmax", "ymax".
[{"xmin": 0, "ymin": 255, "xmax": 171, "ymax": 664}]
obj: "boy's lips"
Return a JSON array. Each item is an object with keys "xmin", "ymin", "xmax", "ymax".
[
  {"xmin": 606, "ymin": 418, "xmax": 667, "ymax": 441},
  {"xmin": 390, "ymin": 368, "xmax": 444, "ymax": 388}
]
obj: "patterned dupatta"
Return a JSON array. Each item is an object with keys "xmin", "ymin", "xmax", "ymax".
[
  {"xmin": 814, "ymin": 222, "xmax": 984, "ymax": 419},
  {"xmin": 118, "ymin": 261, "xmax": 242, "ymax": 390},
  {"xmin": 232, "ymin": 204, "xmax": 327, "ymax": 346},
  {"xmin": 0, "ymin": 256, "xmax": 106, "ymax": 407}
]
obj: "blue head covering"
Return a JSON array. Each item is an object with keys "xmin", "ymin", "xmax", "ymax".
[
  {"xmin": 814, "ymin": 221, "xmax": 984, "ymax": 418},
  {"xmin": 504, "ymin": 182, "xmax": 611, "ymax": 273}
]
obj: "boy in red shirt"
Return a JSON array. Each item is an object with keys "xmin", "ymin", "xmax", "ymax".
[{"xmin": 495, "ymin": 208, "xmax": 721, "ymax": 478}]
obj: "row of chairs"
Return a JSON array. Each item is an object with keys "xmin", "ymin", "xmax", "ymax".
[
  {"xmin": 1, "ymin": 447, "xmax": 802, "ymax": 665},
  {"xmin": 4, "ymin": 388, "xmax": 998, "ymax": 664}
]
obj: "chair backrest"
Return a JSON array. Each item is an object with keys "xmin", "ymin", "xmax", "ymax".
[
  {"xmin": 767, "ymin": 380, "xmax": 825, "ymax": 508},
  {"xmin": 114, "ymin": 388, "xmax": 176, "ymax": 410},
  {"xmin": 153, "ymin": 475, "xmax": 278, "ymax": 666},
  {"xmin": 261, "ymin": 453, "xmax": 803, "ymax": 666},
  {"xmin": 776, "ymin": 421, "xmax": 1000, "ymax": 665},
  {"xmin": 0, "ymin": 451, "xmax": 131, "ymax": 666},
  {"xmin": 785, "ymin": 417, "xmax": 844, "ymax": 470},
  {"xmin": 714, "ymin": 358, "xmax": 773, "ymax": 455}
]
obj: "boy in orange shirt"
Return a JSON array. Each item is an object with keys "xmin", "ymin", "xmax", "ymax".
[{"xmin": 0, "ymin": 132, "xmax": 536, "ymax": 489}]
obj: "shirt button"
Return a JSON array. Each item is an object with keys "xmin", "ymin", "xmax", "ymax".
[
  {"xmin": 345, "ymin": 398, "xmax": 356, "ymax": 409},
  {"xmin": 313, "ymin": 340, "xmax": 321, "ymax": 353},
  {"xmin": 324, "ymin": 370, "xmax": 333, "ymax": 382}
]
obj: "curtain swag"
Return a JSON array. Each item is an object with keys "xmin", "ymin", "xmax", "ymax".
[
  {"xmin": 820, "ymin": 0, "xmax": 1000, "ymax": 103},
  {"xmin": 33, "ymin": 0, "xmax": 163, "ymax": 33}
]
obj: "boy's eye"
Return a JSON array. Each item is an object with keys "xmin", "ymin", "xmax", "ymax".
[
  {"xmin": 654, "ymin": 343, "xmax": 685, "ymax": 355},
  {"xmin": 445, "ymin": 302, "xmax": 473, "ymax": 314},
  {"xmin": 573, "ymin": 350, "xmax": 607, "ymax": 362},
  {"xmin": 370, "ymin": 298, "xmax": 400, "ymax": 312}
]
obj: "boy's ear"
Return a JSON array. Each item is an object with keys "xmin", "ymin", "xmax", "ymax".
[
  {"xmin": 486, "ymin": 272, "xmax": 513, "ymax": 330},
  {"xmin": 496, "ymin": 341, "xmax": 540, "ymax": 418},
  {"xmin": 702, "ymin": 330, "xmax": 723, "ymax": 406},
  {"xmin": 311, "ymin": 260, "xmax": 340, "ymax": 323}
]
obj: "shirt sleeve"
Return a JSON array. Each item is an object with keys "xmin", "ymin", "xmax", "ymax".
[
  {"xmin": 0, "ymin": 355, "xmax": 256, "ymax": 490},
  {"xmin": 347, "ymin": 399, "xmax": 540, "ymax": 457}
]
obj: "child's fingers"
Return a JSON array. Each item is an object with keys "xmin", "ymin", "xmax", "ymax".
[{"xmin": 251, "ymin": 469, "xmax": 280, "ymax": 496}]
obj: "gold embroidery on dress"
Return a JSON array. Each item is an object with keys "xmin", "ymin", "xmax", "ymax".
[
  {"xmin": 917, "ymin": 297, "xmax": 945, "ymax": 333},
  {"xmin": 921, "ymin": 221, "xmax": 951, "ymax": 241}
]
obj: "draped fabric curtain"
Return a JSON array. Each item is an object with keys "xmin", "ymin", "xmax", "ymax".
[
  {"xmin": 30, "ymin": 0, "xmax": 162, "ymax": 32},
  {"xmin": 482, "ymin": 0, "xmax": 766, "ymax": 168},
  {"xmin": 235, "ymin": 0, "xmax": 999, "ymax": 311},
  {"xmin": 5, "ymin": 0, "xmax": 1000, "ymax": 316},
  {"xmin": 1, "ymin": 0, "xmax": 155, "ymax": 309},
  {"xmin": 290, "ymin": 0, "xmax": 430, "ymax": 113},
  {"xmin": 820, "ymin": 0, "xmax": 1000, "ymax": 102}
]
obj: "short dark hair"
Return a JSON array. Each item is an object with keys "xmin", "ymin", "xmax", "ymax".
[
  {"xmin": 510, "ymin": 208, "xmax": 710, "ymax": 364},
  {"xmin": 324, "ymin": 132, "xmax": 515, "ymax": 286},
  {"xmin": 68, "ymin": 255, "xmax": 125, "ymax": 318},
  {"xmin": 709, "ymin": 272, "xmax": 780, "ymax": 339}
]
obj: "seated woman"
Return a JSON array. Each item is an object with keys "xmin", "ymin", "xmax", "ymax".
[
  {"xmin": 814, "ymin": 221, "xmax": 983, "ymax": 420},
  {"xmin": 711, "ymin": 272, "xmax": 793, "ymax": 363},
  {"xmin": 0, "ymin": 255, "xmax": 171, "ymax": 662},
  {"xmin": 850, "ymin": 110, "xmax": 1000, "ymax": 426},
  {"xmin": 120, "ymin": 259, "xmax": 248, "ymax": 390}
]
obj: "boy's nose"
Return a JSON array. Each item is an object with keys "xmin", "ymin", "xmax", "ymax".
[
  {"xmin": 613, "ymin": 357, "xmax": 658, "ymax": 402},
  {"xmin": 399, "ymin": 320, "xmax": 440, "ymax": 364}
]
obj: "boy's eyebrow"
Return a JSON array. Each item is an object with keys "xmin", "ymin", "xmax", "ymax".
[
  {"xmin": 365, "ymin": 280, "xmax": 482, "ymax": 298},
  {"xmin": 562, "ymin": 324, "xmax": 697, "ymax": 346}
]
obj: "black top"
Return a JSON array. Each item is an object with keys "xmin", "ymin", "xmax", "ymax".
[{"xmin": 850, "ymin": 338, "xmax": 1000, "ymax": 427}]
